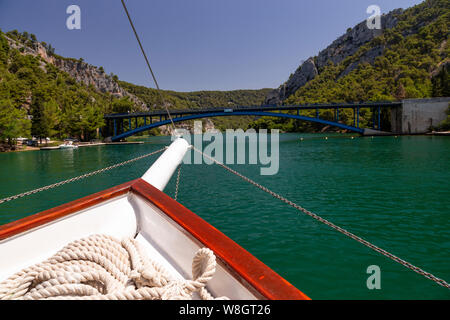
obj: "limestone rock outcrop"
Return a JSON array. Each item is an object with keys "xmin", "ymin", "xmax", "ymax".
[
  {"xmin": 266, "ymin": 9, "xmax": 403, "ymax": 104},
  {"xmin": 6, "ymin": 36, "xmax": 147, "ymax": 111}
]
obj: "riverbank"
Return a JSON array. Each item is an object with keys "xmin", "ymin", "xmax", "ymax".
[
  {"xmin": 40, "ymin": 141, "xmax": 144, "ymax": 150},
  {"xmin": 0, "ymin": 141, "xmax": 145, "ymax": 153},
  {"xmin": 428, "ymin": 131, "xmax": 450, "ymax": 136},
  {"xmin": 2, "ymin": 130, "xmax": 448, "ymax": 153},
  {"xmin": 0, "ymin": 144, "xmax": 40, "ymax": 153}
]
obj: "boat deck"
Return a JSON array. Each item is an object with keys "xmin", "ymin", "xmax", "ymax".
[{"xmin": 0, "ymin": 179, "xmax": 309, "ymax": 300}]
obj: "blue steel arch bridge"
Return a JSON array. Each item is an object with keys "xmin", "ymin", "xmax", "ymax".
[{"xmin": 103, "ymin": 102, "xmax": 402, "ymax": 141}]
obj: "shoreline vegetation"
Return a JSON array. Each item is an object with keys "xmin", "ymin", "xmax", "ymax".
[
  {"xmin": 2, "ymin": 131, "xmax": 450, "ymax": 154},
  {"xmin": 0, "ymin": 0, "xmax": 449, "ymax": 151},
  {"xmin": 0, "ymin": 139, "xmax": 63, "ymax": 153},
  {"xmin": 0, "ymin": 144, "xmax": 39, "ymax": 153}
]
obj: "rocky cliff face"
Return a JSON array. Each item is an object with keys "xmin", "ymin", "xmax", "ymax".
[
  {"xmin": 159, "ymin": 118, "xmax": 218, "ymax": 135},
  {"xmin": 6, "ymin": 36, "xmax": 147, "ymax": 111},
  {"xmin": 266, "ymin": 8, "xmax": 403, "ymax": 104},
  {"xmin": 266, "ymin": 58, "xmax": 318, "ymax": 105}
]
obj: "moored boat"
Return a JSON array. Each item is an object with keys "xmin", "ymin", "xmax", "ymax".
[
  {"xmin": 0, "ymin": 138, "xmax": 309, "ymax": 300},
  {"xmin": 59, "ymin": 140, "xmax": 78, "ymax": 149}
]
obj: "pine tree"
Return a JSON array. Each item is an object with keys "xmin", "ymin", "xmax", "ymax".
[{"xmin": 0, "ymin": 99, "xmax": 31, "ymax": 145}]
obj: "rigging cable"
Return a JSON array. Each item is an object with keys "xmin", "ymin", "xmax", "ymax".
[
  {"xmin": 121, "ymin": 0, "xmax": 449, "ymax": 291},
  {"xmin": 0, "ymin": 148, "xmax": 166, "ymax": 205},
  {"xmin": 120, "ymin": 0, "xmax": 176, "ymax": 133},
  {"xmin": 193, "ymin": 146, "xmax": 450, "ymax": 290},
  {"xmin": 174, "ymin": 165, "xmax": 182, "ymax": 201}
]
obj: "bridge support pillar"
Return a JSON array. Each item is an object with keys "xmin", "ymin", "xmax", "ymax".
[
  {"xmin": 357, "ymin": 107, "xmax": 360, "ymax": 128},
  {"xmin": 391, "ymin": 98, "xmax": 450, "ymax": 134},
  {"xmin": 372, "ymin": 107, "xmax": 376, "ymax": 129},
  {"xmin": 363, "ymin": 128, "xmax": 393, "ymax": 136},
  {"xmin": 378, "ymin": 106, "xmax": 381, "ymax": 130}
]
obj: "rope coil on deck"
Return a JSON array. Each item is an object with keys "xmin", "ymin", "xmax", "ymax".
[
  {"xmin": 0, "ymin": 234, "xmax": 228, "ymax": 300},
  {"xmin": 193, "ymin": 147, "xmax": 450, "ymax": 290}
]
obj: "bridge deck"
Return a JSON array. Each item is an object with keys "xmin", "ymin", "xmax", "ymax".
[
  {"xmin": 104, "ymin": 102, "xmax": 402, "ymax": 141},
  {"xmin": 104, "ymin": 102, "xmax": 401, "ymax": 119}
]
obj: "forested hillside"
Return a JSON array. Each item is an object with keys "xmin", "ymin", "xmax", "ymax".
[
  {"xmin": 254, "ymin": 0, "xmax": 449, "ymax": 132},
  {"xmin": 119, "ymin": 81, "xmax": 272, "ymax": 131},
  {"xmin": 0, "ymin": 0, "xmax": 448, "ymax": 145},
  {"xmin": 0, "ymin": 28, "xmax": 271, "ymax": 144},
  {"xmin": 0, "ymin": 30, "xmax": 115, "ymax": 144}
]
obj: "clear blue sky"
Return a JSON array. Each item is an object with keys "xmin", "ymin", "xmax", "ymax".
[{"xmin": 0, "ymin": 0, "xmax": 423, "ymax": 92}]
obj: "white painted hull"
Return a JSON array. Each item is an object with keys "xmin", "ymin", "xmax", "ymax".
[{"xmin": 0, "ymin": 139, "xmax": 308, "ymax": 300}]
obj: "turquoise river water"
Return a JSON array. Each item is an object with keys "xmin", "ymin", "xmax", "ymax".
[{"xmin": 0, "ymin": 133, "xmax": 449, "ymax": 299}]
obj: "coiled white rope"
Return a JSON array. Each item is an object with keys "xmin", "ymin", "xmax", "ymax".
[{"xmin": 0, "ymin": 234, "xmax": 228, "ymax": 300}]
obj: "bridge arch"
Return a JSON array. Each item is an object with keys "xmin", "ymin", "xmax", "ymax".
[{"xmin": 110, "ymin": 111, "xmax": 364, "ymax": 141}]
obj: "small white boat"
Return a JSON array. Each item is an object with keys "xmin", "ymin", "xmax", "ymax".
[
  {"xmin": 59, "ymin": 141, "xmax": 78, "ymax": 149},
  {"xmin": 0, "ymin": 138, "xmax": 309, "ymax": 300}
]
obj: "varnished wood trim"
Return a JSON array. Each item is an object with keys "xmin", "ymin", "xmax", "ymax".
[
  {"xmin": 0, "ymin": 178, "xmax": 310, "ymax": 300},
  {"xmin": 131, "ymin": 178, "xmax": 310, "ymax": 300},
  {"xmin": 0, "ymin": 180, "xmax": 137, "ymax": 241}
]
